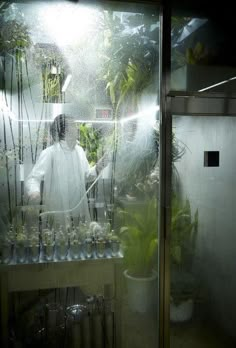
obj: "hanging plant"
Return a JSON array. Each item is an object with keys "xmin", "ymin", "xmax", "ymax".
[
  {"xmin": 34, "ymin": 43, "xmax": 67, "ymax": 103},
  {"xmin": 0, "ymin": 7, "xmax": 34, "ymax": 228},
  {"xmin": 100, "ymin": 12, "xmax": 159, "ymax": 117},
  {"xmin": 42, "ymin": 62, "xmax": 63, "ymax": 103},
  {"xmin": 0, "ymin": 17, "xmax": 31, "ymax": 56}
]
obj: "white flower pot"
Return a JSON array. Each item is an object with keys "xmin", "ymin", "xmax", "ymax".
[
  {"xmin": 124, "ymin": 269, "xmax": 158, "ymax": 313},
  {"xmin": 170, "ymin": 298, "xmax": 194, "ymax": 323}
]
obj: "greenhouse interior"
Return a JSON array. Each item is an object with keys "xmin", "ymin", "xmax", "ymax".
[{"xmin": 0, "ymin": 1, "xmax": 236, "ymax": 347}]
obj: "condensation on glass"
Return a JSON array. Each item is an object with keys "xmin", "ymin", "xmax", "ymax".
[
  {"xmin": 170, "ymin": 115, "xmax": 236, "ymax": 347},
  {"xmin": 0, "ymin": 1, "xmax": 160, "ymax": 347}
]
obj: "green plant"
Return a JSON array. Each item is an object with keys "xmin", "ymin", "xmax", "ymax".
[
  {"xmin": 42, "ymin": 229, "xmax": 54, "ymax": 246},
  {"xmin": 118, "ymin": 197, "xmax": 158, "ymax": 278},
  {"xmin": 100, "ymin": 12, "xmax": 158, "ymax": 117},
  {"xmin": 29, "ymin": 234, "xmax": 39, "ymax": 246},
  {"xmin": 16, "ymin": 227, "xmax": 27, "ymax": 245},
  {"xmin": 0, "ymin": 18, "xmax": 31, "ymax": 56},
  {"xmin": 171, "ymin": 17, "xmax": 210, "ymax": 70},
  {"xmin": 170, "ymin": 194, "xmax": 198, "ymax": 303},
  {"xmin": 33, "ymin": 43, "xmax": 68, "ymax": 103},
  {"xmin": 114, "ymin": 125, "xmax": 185, "ymax": 199},
  {"xmin": 185, "ymin": 42, "xmax": 209, "ymax": 65},
  {"xmin": 78, "ymin": 124, "xmax": 102, "ymax": 166},
  {"xmin": 171, "ymin": 195, "xmax": 198, "ymax": 271},
  {"xmin": 118, "ymin": 191, "xmax": 198, "ymax": 282}
]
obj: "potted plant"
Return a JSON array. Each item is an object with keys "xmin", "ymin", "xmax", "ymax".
[
  {"xmin": 118, "ymin": 195, "xmax": 158, "ymax": 313},
  {"xmin": 28, "ymin": 227, "xmax": 40, "ymax": 263},
  {"xmin": 15, "ymin": 225, "xmax": 28, "ymax": 263},
  {"xmin": 69, "ymin": 228, "xmax": 82, "ymax": 260},
  {"xmin": 42, "ymin": 228, "xmax": 54, "ymax": 262},
  {"xmin": 34, "ymin": 43, "xmax": 68, "ymax": 103},
  {"xmin": 170, "ymin": 195, "xmax": 198, "ymax": 322},
  {"xmin": 55, "ymin": 227, "xmax": 68, "ymax": 261},
  {"xmin": 0, "ymin": 234, "xmax": 12, "ymax": 264}
]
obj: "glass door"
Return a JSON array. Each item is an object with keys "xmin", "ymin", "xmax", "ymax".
[
  {"xmin": 169, "ymin": 97, "xmax": 236, "ymax": 348},
  {"xmin": 0, "ymin": 1, "xmax": 161, "ymax": 347}
]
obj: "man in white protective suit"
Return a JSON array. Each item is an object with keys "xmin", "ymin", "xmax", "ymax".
[{"xmin": 25, "ymin": 114, "xmax": 107, "ymax": 228}]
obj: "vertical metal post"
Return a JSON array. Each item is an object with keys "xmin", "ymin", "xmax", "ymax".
[{"xmin": 158, "ymin": 1, "xmax": 172, "ymax": 348}]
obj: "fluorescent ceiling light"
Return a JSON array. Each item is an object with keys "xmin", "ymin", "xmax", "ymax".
[
  {"xmin": 52, "ymin": 103, "xmax": 63, "ymax": 118},
  {"xmin": 198, "ymin": 76, "xmax": 236, "ymax": 92},
  {"xmin": 0, "ymin": 95, "xmax": 159, "ymax": 125},
  {"xmin": 62, "ymin": 74, "xmax": 72, "ymax": 92}
]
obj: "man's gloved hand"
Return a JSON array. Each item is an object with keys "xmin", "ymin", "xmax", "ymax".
[{"xmin": 96, "ymin": 152, "xmax": 112, "ymax": 174}]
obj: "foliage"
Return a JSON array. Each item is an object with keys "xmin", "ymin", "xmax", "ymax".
[
  {"xmin": 99, "ymin": 11, "xmax": 186, "ymax": 201},
  {"xmin": 42, "ymin": 229, "xmax": 54, "ymax": 246},
  {"xmin": 16, "ymin": 225, "xmax": 27, "ymax": 244},
  {"xmin": 0, "ymin": 4, "xmax": 31, "ymax": 57},
  {"xmin": 34, "ymin": 43, "xmax": 65, "ymax": 69},
  {"xmin": 172, "ymin": 41, "xmax": 209, "ymax": 70},
  {"xmin": 171, "ymin": 16, "xmax": 210, "ymax": 70},
  {"xmin": 34, "ymin": 44, "xmax": 67, "ymax": 103},
  {"xmin": 185, "ymin": 42, "xmax": 209, "ymax": 65},
  {"xmin": 118, "ymin": 197, "xmax": 158, "ymax": 277},
  {"xmin": 118, "ymin": 190, "xmax": 198, "ymax": 282},
  {"xmin": 78, "ymin": 124, "xmax": 102, "ymax": 166},
  {"xmin": 171, "ymin": 16, "xmax": 191, "ymax": 70},
  {"xmin": 170, "ymin": 194, "xmax": 198, "ymax": 271},
  {"xmin": 0, "ymin": 18, "xmax": 31, "ymax": 56},
  {"xmin": 170, "ymin": 194, "xmax": 199, "ymax": 302},
  {"xmin": 115, "ymin": 124, "xmax": 186, "ymax": 198},
  {"xmin": 100, "ymin": 12, "xmax": 159, "ymax": 116}
]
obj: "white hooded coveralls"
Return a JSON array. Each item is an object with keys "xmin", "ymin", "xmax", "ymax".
[{"xmin": 25, "ymin": 141, "xmax": 97, "ymax": 226}]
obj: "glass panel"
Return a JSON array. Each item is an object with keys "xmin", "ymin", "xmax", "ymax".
[
  {"xmin": 171, "ymin": 10, "xmax": 236, "ymax": 93},
  {"xmin": 0, "ymin": 1, "xmax": 160, "ymax": 347},
  {"xmin": 170, "ymin": 115, "xmax": 236, "ymax": 347}
]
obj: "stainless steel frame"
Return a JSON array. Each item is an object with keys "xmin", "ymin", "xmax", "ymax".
[
  {"xmin": 159, "ymin": 6, "xmax": 236, "ymax": 348},
  {"xmin": 158, "ymin": 2, "xmax": 172, "ymax": 348},
  {"xmin": 170, "ymin": 94, "xmax": 236, "ymax": 117}
]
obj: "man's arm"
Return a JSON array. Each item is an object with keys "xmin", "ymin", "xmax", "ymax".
[
  {"xmin": 25, "ymin": 148, "xmax": 51, "ymax": 201},
  {"xmin": 77, "ymin": 145, "xmax": 111, "ymax": 181},
  {"xmin": 95, "ymin": 152, "xmax": 111, "ymax": 175}
]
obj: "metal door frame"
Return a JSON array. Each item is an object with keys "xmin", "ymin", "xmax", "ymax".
[
  {"xmin": 159, "ymin": 3, "xmax": 236, "ymax": 347},
  {"xmin": 160, "ymin": 90, "xmax": 236, "ymax": 348},
  {"xmin": 170, "ymin": 93, "xmax": 236, "ymax": 117}
]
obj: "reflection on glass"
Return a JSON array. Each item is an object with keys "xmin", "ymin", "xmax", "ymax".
[
  {"xmin": 73, "ymin": 242, "xmax": 81, "ymax": 259},
  {"xmin": 15, "ymin": 226, "xmax": 28, "ymax": 263},
  {"xmin": 96, "ymin": 237, "xmax": 106, "ymax": 258},
  {"xmin": 43, "ymin": 243, "xmax": 54, "ymax": 262},
  {"xmin": 45, "ymin": 302, "xmax": 64, "ymax": 347},
  {"xmin": 110, "ymin": 238, "xmax": 120, "ymax": 257},
  {"xmin": 66, "ymin": 304, "xmax": 87, "ymax": 348},
  {"xmin": 0, "ymin": 1, "xmax": 160, "ymax": 347},
  {"xmin": 1, "ymin": 241, "xmax": 12, "ymax": 264},
  {"xmin": 171, "ymin": 14, "xmax": 236, "ymax": 93},
  {"xmin": 170, "ymin": 195, "xmax": 198, "ymax": 323},
  {"xmin": 28, "ymin": 243, "xmax": 39, "ymax": 263},
  {"xmin": 84, "ymin": 237, "xmax": 94, "ymax": 259}
]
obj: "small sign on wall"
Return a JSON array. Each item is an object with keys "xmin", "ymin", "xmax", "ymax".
[{"xmin": 95, "ymin": 108, "xmax": 113, "ymax": 120}]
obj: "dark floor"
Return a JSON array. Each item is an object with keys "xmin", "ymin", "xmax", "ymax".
[
  {"xmin": 121, "ymin": 297, "xmax": 236, "ymax": 348},
  {"xmin": 170, "ymin": 321, "xmax": 235, "ymax": 348}
]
